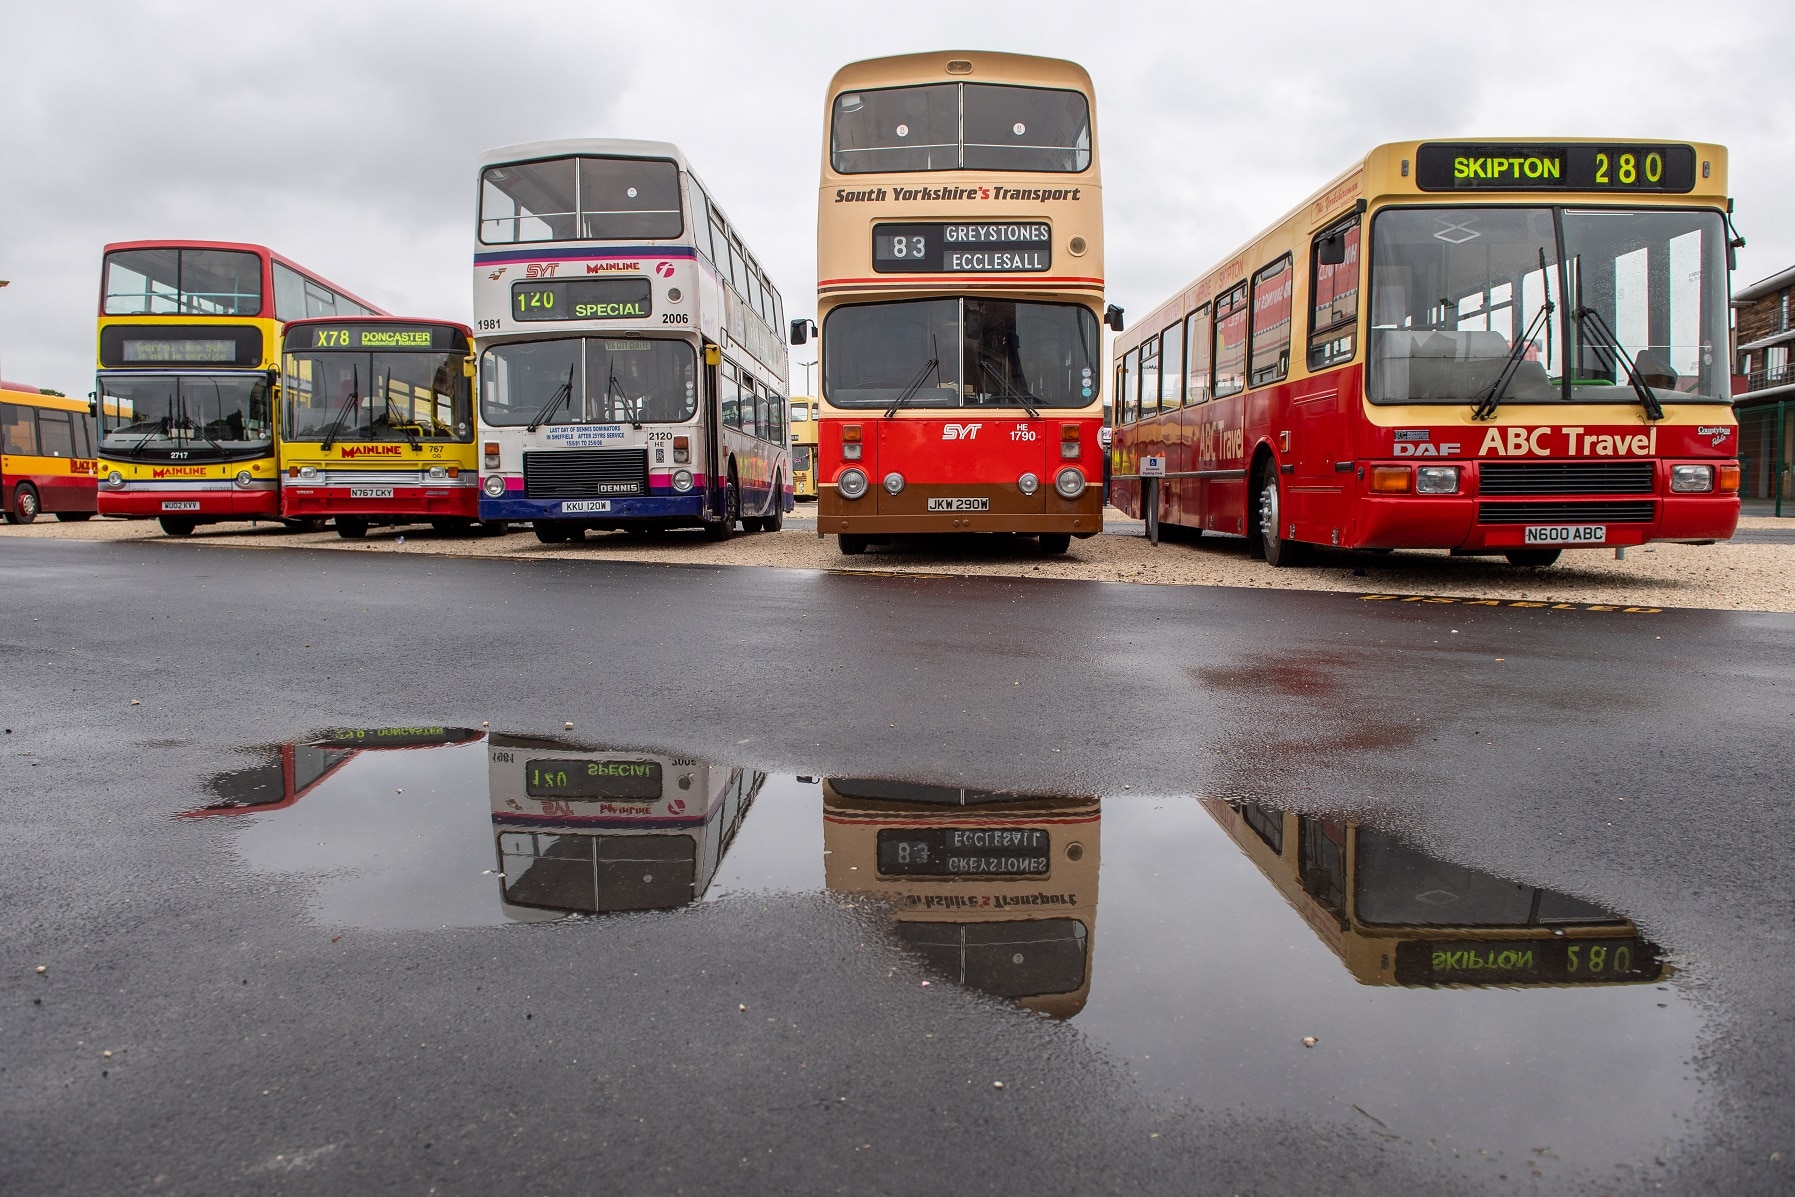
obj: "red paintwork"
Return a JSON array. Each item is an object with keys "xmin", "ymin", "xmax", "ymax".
[
  {"xmin": 1111, "ymin": 362, "xmax": 1741, "ymax": 549},
  {"xmin": 97, "ymin": 488, "xmax": 277, "ymax": 519},
  {"xmin": 281, "ymin": 486, "xmax": 478, "ymax": 519}
]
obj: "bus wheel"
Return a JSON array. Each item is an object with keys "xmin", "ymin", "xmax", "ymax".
[
  {"xmin": 480, "ymin": 521, "xmax": 511, "ymax": 536},
  {"xmin": 1255, "ymin": 466, "xmax": 1308, "ymax": 568},
  {"xmin": 1504, "ymin": 548, "xmax": 1561, "ymax": 567},
  {"xmin": 55, "ymin": 511, "xmax": 95, "ymax": 522},
  {"xmin": 705, "ymin": 482, "xmax": 740, "ymax": 541},
  {"xmin": 1039, "ymin": 533, "xmax": 1071, "ymax": 554},
  {"xmin": 763, "ymin": 475, "xmax": 784, "ymax": 532},
  {"xmin": 335, "ymin": 517, "xmax": 369, "ymax": 540},
  {"xmin": 7, "ymin": 484, "xmax": 40, "ymax": 524},
  {"xmin": 158, "ymin": 516, "xmax": 196, "ymax": 537},
  {"xmin": 533, "ymin": 522, "xmax": 567, "ymax": 544},
  {"xmin": 838, "ymin": 534, "xmax": 868, "ymax": 555}
]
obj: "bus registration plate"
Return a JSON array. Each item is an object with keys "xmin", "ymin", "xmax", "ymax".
[
  {"xmin": 161, "ymin": 500, "xmax": 200, "ymax": 511},
  {"xmin": 877, "ymin": 827, "xmax": 1050, "ymax": 877},
  {"xmin": 1523, "ymin": 524, "xmax": 1606, "ymax": 545},
  {"xmin": 561, "ymin": 500, "xmax": 612, "ymax": 513},
  {"xmin": 927, "ymin": 497, "xmax": 989, "ymax": 512},
  {"xmin": 349, "ymin": 486, "xmax": 395, "ymax": 499}
]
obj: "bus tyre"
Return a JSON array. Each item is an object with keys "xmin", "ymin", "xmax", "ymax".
[
  {"xmin": 1255, "ymin": 466, "xmax": 1308, "ymax": 568},
  {"xmin": 1505, "ymin": 548, "xmax": 1562, "ymax": 567},
  {"xmin": 158, "ymin": 516, "xmax": 196, "ymax": 537},
  {"xmin": 1039, "ymin": 533, "xmax": 1071, "ymax": 554},
  {"xmin": 56, "ymin": 511, "xmax": 95, "ymax": 522},
  {"xmin": 763, "ymin": 475, "xmax": 784, "ymax": 532},
  {"xmin": 6, "ymin": 484, "xmax": 40, "ymax": 525},
  {"xmin": 335, "ymin": 517, "xmax": 369, "ymax": 540},
  {"xmin": 838, "ymin": 533, "xmax": 868, "ymax": 556},
  {"xmin": 533, "ymin": 522, "xmax": 567, "ymax": 544},
  {"xmin": 705, "ymin": 481, "xmax": 740, "ymax": 541},
  {"xmin": 480, "ymin": 521, "xmax": 511, "ymax": 536}
]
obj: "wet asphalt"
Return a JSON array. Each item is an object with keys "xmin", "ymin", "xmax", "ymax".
[{"xmin": 2, "ymin": 537, "xmax": 1792, "ymax": 1195}]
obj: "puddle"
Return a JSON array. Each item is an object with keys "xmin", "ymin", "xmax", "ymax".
[{"xmin": 187, "ymin": 726, "xmax": 1700, "ymax": 1174}]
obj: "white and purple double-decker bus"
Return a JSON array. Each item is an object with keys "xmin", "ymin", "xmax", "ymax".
[{"xmin": 472, "ymin": 139, "xmax": 793, "ymax": 542}]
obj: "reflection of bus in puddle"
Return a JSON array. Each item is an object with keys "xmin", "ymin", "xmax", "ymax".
[
  {"xmin": 184, "ymin": 726, "xmax": 485, "ymax": 815},
  {"xmin": 488, "ymin": 734, "xmax": 762, "ymax": 920},
  {"xmin": 1205, "ymin": 798, "xmax": 1665, "ymax": 987},
  {"xmin": 823, "ymin": 778, "xmax": 1099, "ymax": 1018}
]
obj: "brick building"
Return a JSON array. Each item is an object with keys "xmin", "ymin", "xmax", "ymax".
[{"xmin": 1733, "ymin": 265, "xmax": 1795, "ymax": 511}]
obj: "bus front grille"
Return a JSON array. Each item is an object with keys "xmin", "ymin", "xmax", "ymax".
[
  {"xmin": 1478, "ymin": 461, "xmax": 1655, "ymax": 495},
  {"xmin": 523, "ymin": 449, "xmax": 649, "ymax": 499},
  {"xmin": 1477, "ymin": 500, "xmax": 1655, "ymax": 524}
]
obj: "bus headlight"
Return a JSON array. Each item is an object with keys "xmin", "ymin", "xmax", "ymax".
[
  {"xmin": 297, "ymin": 466, "xmax": 320, "ymax": 482},
  {"xmin": 235, "ymin": 470, "xmax": 254, "ymax": 488},
  {"xmin": 1054, "ymin": 467, "xmax": 1086, "ymax": 499},
  {"xmin": 1018, "ymin": 472, "xmax": 1040, "ymax": 496},
  {"xmin": 1670, "ymin": 464, "xmax": 1714, "ymax": 493},
  {"xmin": 106, "ymin": 470, "xmax": 124, "ymax": 489},
  {"xmin": 883, "ymin": 471, "xmax": 905, "ymax": 495},
  {"xmin": 1415, "ymin": 465, "xmax": 1461, "ymax": 494},
  {"xmin": 427, "ymin": 466, "xmax": 449, "ymax": 481},
  {"xmin": 837, "ymin": 467, "xmax": 869, "ymax": 500},
  {"xmin": 672, "ymin": 469, "xmax": 694, "ymax": 492},
  {"xmin": 482, "ymin": 475, "xmax": 507, "ymax": 498}
]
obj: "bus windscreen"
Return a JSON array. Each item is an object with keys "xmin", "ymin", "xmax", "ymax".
[
  {"xmin": 479, "ymin": 156, "xmax": 682, "ymax": 244},
  {"xmin": 832, "ymin": 83, "xmax": 1091, "ymax": 174},
  {"xmin": 98, "ymin": 374, "xmax": 274, "ymax": 458},
  {"xmin": 103, "ymin": 247, "xmax": 263, "ymax": 316}
]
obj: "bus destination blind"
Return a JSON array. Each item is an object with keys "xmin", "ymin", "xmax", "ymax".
[
  {"xmin": 873, "ymin": 222, "xmax": 1052, "ymax": 273},
  {"xmin": 876, "ymin": 826, "xmax": 1051, "ymax": 876},
  {"xmin": 1414, "ymin": 143, "xmax": 1698, "ymax": 193},
  {"xmin": 525, "ymin": 757, "xmax": 663, "ymax": 801},
  {"xmin": 294, "ymin": 326, "xmax": 450, "ymax": 351},
  {"xmin": 511, "ymin": 278, "xmax": 652, "ymax": 322}
]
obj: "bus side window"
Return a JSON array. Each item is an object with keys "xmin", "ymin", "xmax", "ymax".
[
  {"xmin": 272, "ymin": 263, "xmax": 309, "ymax": 323},
  {"xmin": 769, "ymin": 393, "xmax": 786, "ymax": 445},
  {"xmin": 1309, "ymin": 217, "xmax": 1361, "ymax": 370},
  {"xmin": 1298, "ymin": 815, "xmax": 1348, "ymax": 926},
  {"xmin": 690, "ymin": 181, "xmax": 716, "ymax": 263},
  {"xmin": 710, "ymin": 208, "xmax": 731, "ymax": 279},
  {"xmin": 1185, "ymin": 305, "xmax": 1211, "ymax": 403},
  {"xmin": 37, "ymin": 410, "xmax": 75, "ymax": 458},
  {"xmin": 80, "ymin": 411, "xmax": 97, "ymax": 458},
  {"xmin": 1, "ymin": 403, "xmax": 37, "ymax": 455},
  {"xmin": 1212, "ymin": 285, "xmax": 1248, "ymax": 398},
  {"xmin": 1159, "ymin": 320, "xmax": 1184, "ymax": 409},
  {"xmin": 741, "ymin": 378, "xmax": 760, "ymax": 439},
  {"xmin": 1138, "ymin": 333, "xmax": 1160, "ymax": 420},
  {"xmin": 1248, "ymin": 255, "xmax": 1294, "ymax": 388},
  {"xmin": 1119, "ymin": 349, "xmax": 1138, "ymax": 423},
  {"xmin": 721, "ymin": 363, "xmax": 742, "ymax": 429}
]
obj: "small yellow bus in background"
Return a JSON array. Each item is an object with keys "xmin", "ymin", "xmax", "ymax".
[
  {"xmin": 1, "ymin": 384, "xmax": 99, "ymax": 523},
  {"xmin": 790, "ymin": 396, "xmax": 818, "ymax": 499}
]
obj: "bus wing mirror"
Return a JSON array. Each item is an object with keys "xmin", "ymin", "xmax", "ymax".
[
  {"xmin": 463, "ymin": 358, "xmax": 476, "ymax": 379},
  {"xmin": 704, "ymin": 343, "xmax": 722, "ymax": 366},
  {"xmin": 790, "ymin": 318, "xmax": 816, "ymax": 346},
  {"xmin": 1103, "ymin": 304, "xmax": 1125, "ymax": 333},
  {"xmin": 1317, "ymin": 232, "xmax": 1347, "ymax": 266},
  {"xmin": 87, "ymin": 393, "xmax": 98, "ymax": 417}
]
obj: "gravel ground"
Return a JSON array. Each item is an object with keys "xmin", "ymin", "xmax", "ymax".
[{"xmin": 6, "ymin": 508, "xmax": 1792, "ymax": 612}]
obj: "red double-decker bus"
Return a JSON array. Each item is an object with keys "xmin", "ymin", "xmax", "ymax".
[
  {"xmin": 1110, "ymin": 140, "xmax": 1741, "ymax": 565},
  {"xmin": 798, "ymin": 51, "xmax": 1112, "ymax": 555},
  {"xmin": 95, "ymin": 240, "xmax": 385, "ymax": 534}
]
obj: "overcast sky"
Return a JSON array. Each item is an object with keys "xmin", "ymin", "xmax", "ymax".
[{"xmin": 3, "ymin": 0, "xmax": 1791, "ymax": 394}]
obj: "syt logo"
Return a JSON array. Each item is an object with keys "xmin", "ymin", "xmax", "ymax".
[{"xmin": 942, "ymin": 423, "xmax": 982, "ymax": 441}]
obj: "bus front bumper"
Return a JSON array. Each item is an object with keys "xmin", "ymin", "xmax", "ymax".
[
  {"xmin": 1353, "ymin": 493, "xmax": 1741, "ymax": 550},
  {"xmin": 98, "ymin": 486, "xmax": 279, "ymax": 520},
  {"xmin": 480, "ymin": 493, "xmax": 711, "ymax": 524},
  {"xmin": 282, "ymin": 486, "xmax": 479, "ymax": 520}
]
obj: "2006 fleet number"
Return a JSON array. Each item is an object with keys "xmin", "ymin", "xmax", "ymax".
[{"xmin": 661, "ymin": 313, "xmax": 688, "ymax": 324}]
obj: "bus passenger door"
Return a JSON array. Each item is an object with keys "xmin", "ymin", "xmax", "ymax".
[{"xmin": 703, "ymin": 345, "xmax": 723, "ymax": 518}]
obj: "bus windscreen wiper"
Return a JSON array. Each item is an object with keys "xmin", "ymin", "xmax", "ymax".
[
  {"xmin": 378, "ymin": 370, "xmax": 421, "ymax": 449},
  {"xmin": 978, "ymin": 358, "xmax": 1039, "ymax": 418},
  {"xmin": 123, "ymin": 417, "xmax": 170, "ymax": 458},
  {"xmin": 883, "ymin": 356, "xmax": 942, "ymax": 418},
  {"xmin": 606, "ymin": 361, "xmax": 642, "ymax": 427},
  {"xmin": 1573, "ymin": 307, "xmax": 1664, "ymax": 421},
  {"xmin": 1472, "ymin": 248, "xmax": 1553, "ymax": 421},
  {"xmin": 320, "ymin": 366, "xmax": 362, "ymax": 451},
  {"xmin": 527, "ymin": 363, "xmax": 577, "ymax": 432}
]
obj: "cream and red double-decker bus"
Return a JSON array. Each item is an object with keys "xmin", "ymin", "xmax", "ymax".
[
  {"xmin": 1110, "ymin": 141, "xmax": 1741, "ymax": 565},
  {"xmin": 95, "ymin": 240, "xmax": 384, "ymax": 535},
  {"xmin": 823, "ymin": 776, "xmax": 1099, "ymax": 1018},
  {"xmin": 799, "ymin": 52, "xmax": 1112, "ymax": 556},
  {"xmin": 1204, "ymin": 799, "xmax": 1665, "ymax": 987}
]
